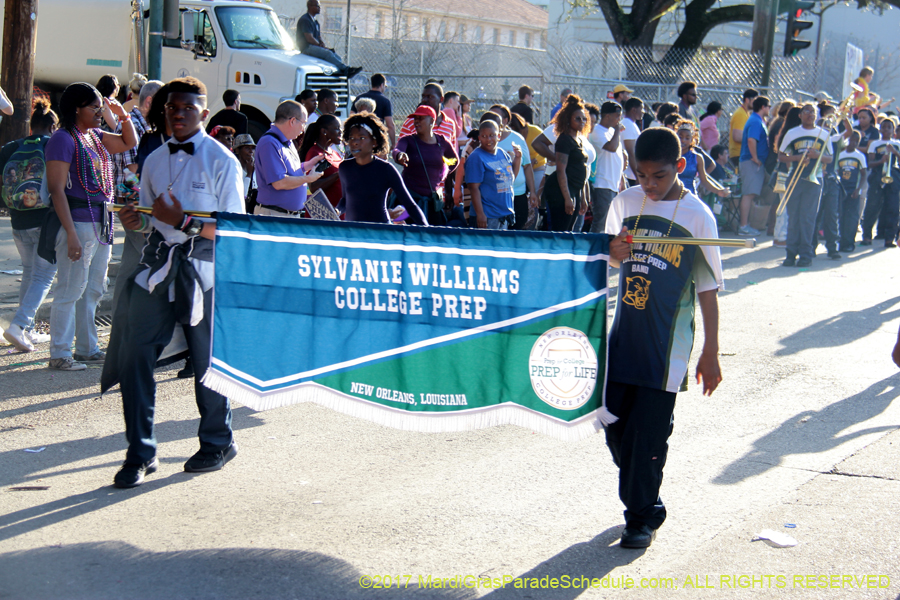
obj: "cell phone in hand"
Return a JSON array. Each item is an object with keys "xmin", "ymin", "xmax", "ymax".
[{"xmin": 315, "ymin": 159, "xmax": 330, "ymax": 173}]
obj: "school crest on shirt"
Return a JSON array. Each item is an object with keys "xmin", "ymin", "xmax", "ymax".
[
  {"xmin": 622, "ymin": 275, "xmax": 651, "ymax": 310},
  {"xmin": 528, "ymin": 327, "xmax": 598, "ymax": 411}
]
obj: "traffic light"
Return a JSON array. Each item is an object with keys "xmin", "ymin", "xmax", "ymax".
[{"xmin": 784, "ymin": 0, "xmax": 815, "ymax": 56}]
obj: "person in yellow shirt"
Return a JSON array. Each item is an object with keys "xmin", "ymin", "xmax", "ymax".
[
  {"xmin": 854, "ymin": 67, "xmax": 875, "ymax": 112},
  {"xmin": 729, "ymin": 89, "xmax": 758, "ymax": 167},
  {"xmin": 512, "ymin": 116, "xmax": 548, "ymax": 191},
  {"xmin": 854, "ymin": 66, "xmax": 895, "ymax": 113}
]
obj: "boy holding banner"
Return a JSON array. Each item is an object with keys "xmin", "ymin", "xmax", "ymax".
[
  {"xmin": 104, "ymin": 77, "xmax": 245, "ymax": 488},
  {"xmin": 605, "ymin": 127, "xmax": 724, "ymax": 549}
]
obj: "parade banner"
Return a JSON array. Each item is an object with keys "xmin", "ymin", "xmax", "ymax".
[{"xmin": 202, "ymin": 214, "xmax": 609, "ymax": 441}]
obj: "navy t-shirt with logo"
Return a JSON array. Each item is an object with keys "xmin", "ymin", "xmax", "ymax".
[
  {"xmin": 837, "ymin": 148, "xmax": 867, "ymax": 191},
  {"xmin": 605, "ymin": 186, "xmax": 724, "ymax": 393}
]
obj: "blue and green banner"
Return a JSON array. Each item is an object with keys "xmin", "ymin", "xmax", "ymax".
[{"xmin": 202, "ymin": 214, "xmax": 609, "ymax": 441}]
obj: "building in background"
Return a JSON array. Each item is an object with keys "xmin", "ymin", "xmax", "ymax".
[{"xmin": 270, "ymin": 0, "xmax": 548, "ymax": 51}]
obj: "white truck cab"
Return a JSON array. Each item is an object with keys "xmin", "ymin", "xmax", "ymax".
[
  {"xmin": 172, "ymin": 1, "xmax": 349, "ymax": 136},
  {"xmin": 4, "ymin": 0, "xmax": 349, "ymax": 138}
]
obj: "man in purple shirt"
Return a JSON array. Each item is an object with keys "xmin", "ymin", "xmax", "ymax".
[{"xmin": 253, "ymin": 100, "xmax": 323, "ymax": 217}]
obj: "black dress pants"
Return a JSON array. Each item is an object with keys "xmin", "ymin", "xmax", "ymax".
[
  {"xmin": 604, "ymin": 381, "xmax": 677, "ymax": 530},
  {"xmin": 120, "ymin": 285, "xmax": 233, "ymax": 464}
]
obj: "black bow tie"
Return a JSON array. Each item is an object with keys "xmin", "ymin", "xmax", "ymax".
[{"xmin": 169, "ymin": 142, "xmax": 194, "ymax": 155}]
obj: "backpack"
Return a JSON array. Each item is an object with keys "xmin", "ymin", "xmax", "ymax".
[{"xmin": 2, "ymin": 136, "xmax": 50, "ymax": 211}]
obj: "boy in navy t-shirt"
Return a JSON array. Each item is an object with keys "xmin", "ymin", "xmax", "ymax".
[
  {"xmin": 605, "ymin": 127, "xmax": 724, "ymax": 549},
  {"xmin": 836, "ymin": 130, "xmax": 868, "ymax": 251}
]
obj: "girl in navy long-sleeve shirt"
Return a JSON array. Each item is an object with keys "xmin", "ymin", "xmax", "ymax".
[{"xmin": 338, "ymin": 113, "xmax": 426, "ymax": 225}]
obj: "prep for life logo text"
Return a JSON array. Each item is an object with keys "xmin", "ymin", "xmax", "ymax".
[{"xmin": 528, "ymin": 327, "xmax": 598, "ymax": 411}]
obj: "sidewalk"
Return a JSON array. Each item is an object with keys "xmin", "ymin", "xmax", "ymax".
[{"xmin": 0, "ymin": 214, "xmax": 123, "ymax": 332}]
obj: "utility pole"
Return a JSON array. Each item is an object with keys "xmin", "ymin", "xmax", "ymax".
[
  {"xmin": 344, "ymin": 0, "xmax": 351, "ymax": 68},
  {"xmin": 0, "ymin": 0, "xmax": 38, "ymax": 147},
  {"xmin": 148, "ymin": 0, "xmax": 164, "ymax": 80},
  {"xmin": 753, "ymin": 0, "xmax": 779, "ymax": 88}
]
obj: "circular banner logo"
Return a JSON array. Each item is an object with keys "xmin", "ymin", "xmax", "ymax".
[{"xmin": 529, "ymin": 327, "xmax": 598, "ymax": 411}]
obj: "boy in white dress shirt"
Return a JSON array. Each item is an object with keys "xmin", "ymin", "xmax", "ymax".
[{"xmin": 103, "ymin": 77, "xmax": 245, "ymax": 488}]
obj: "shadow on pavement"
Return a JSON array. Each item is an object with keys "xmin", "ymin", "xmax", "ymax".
[
  {"xmin": 482, "ymin": 526, "xmax": 643, "ymax": 600},
  {"xmin": 718, "ymin": 244, "xmax": 880, "ymax": 294},
  {"xmin": 0, "ymin": 527, "xmax": 644, "ymax": 600},
  {"xmin": 774, "ymin": 296, "xmax": 900, "ymax": 356},
  {"xmin": 0, "ymin": 541, "xmax": 396, "ymax": 600},
  {"xmin": 0, "ymin": 407, "xmax": 265, "ymax": 487},
  {"xmin": 713, "ymin": 375, "xmax": 900, "ymax": 485}
]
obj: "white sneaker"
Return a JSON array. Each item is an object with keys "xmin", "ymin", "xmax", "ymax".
[
  {"xmin": 3, "ymin": 324, "xmax": 35, "ymax": 352},
  {"xmin": 48, "ymin": 357, "xmax": 87, "ymax": 371},
  {"xmin": 738, "ymin": 225, "xmax": 760, "ymax": 236},
  {"xmin": 27, "ymin": 330, "xmax": 51, "ymax": 345}
]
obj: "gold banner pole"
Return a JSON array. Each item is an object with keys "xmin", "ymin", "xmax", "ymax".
[
  {"xmin": 627, "ymin": 235, "xmax": 756, "ymax": 248},
  {"xmin": 110, "ymin": 203, "xmax": 214, "ymax": 218}
]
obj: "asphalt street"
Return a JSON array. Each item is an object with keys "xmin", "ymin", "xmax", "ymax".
[{"xmin": 1, "ymin": 217, "xmax": 899, "ymax": 600}]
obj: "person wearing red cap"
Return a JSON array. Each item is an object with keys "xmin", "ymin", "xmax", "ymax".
[
  {"xmin": 399, "ymin": 83, "xmax": 457, "ymax": 146},
  {"xmin": 392, "ymin": 105, "xmax": 459, "ymax": 225}
]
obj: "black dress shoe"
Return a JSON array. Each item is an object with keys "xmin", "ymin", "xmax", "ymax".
[
  {"xmin": 797, "ymin": 258, "xmax": 812, "ymax": 267},
  {"xmin": 113, "ymin": 457, "xmax": 159, "ymax": 488},
  {"xmin": 184, "ymin": 443, "xmax": 238, "ymax": 473},
  {"xmin": 346, "ymin": 66, "xmax": 363, "ymax": 79},
  {"xmin": 828, "ymin": 251, "xmax": 842, "ymax": 260},
  {"xmin": 782, "ymin": 257, "xmax": 796, "ymax": 267},
  {"xmin": 621, "ymin": 524, "xmax": 657, "ymax": 549},
  {"xmin": 177, "ymin": 357, "xmax": 194, "ymax": 379},
  {"xmin": 860, "ymin": 240, "xmax": 872, "ymax": 246}
]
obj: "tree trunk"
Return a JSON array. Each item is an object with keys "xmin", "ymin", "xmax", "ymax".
[{"xmin": 0, "ymin": 0, "xmax": 38, "ymax": 147}]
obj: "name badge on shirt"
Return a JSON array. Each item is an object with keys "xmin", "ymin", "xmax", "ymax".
[{"xmin": 192, "ymin": 181, "xmax": 207, "ymax": 190}]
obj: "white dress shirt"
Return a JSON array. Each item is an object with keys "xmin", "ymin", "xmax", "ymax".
[{"xmin": 136, "ymin": 128, "xmax": 245, "ymax": 292}]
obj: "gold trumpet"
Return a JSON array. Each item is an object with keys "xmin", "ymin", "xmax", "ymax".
[{"xmin": 882, "ymin": 141, "xmax": 896, "ymax": 185}]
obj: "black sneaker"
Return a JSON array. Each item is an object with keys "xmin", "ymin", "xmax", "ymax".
[
  {"xmin": 346, "ymin": 66, "xmax": 363, "ymax": 79},
  {"xmin": 113, "ymin": 457, "xmax": 159, "ymax": 488},
  {"xmin": 860, "ymin": 240, "xmax": 872, "ymax": 246},
  {"xmin": 184, "ymin": 443, "xmax": 238, "ymax": 473},
  {"xmin": 797, "ymin": 258, "xmax": 812, "ymax": 267},
  {"xmin": 828, "ymin": 251, "xmax": 842, "ymax": 260},
  {"xmin": 782, "ymin": 257, "xmax": 796, "ymax": 267},
  {"xmin": 621, "ymin": 524, "xmax": 657, "ymax": 549}
]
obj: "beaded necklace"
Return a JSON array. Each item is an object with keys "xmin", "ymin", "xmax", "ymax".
[
  {"xmin": 629, "ymin": 182, "xmax": 687, "ymax": 262},
  {"xmin": 70, "ymin": 127, "xmax": 114, "ymax": 244}
]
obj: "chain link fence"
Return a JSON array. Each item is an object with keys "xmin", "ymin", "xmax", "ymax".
[{"xmin": 278, "ymin": 14, "xmax": 833, "ymax": 142}]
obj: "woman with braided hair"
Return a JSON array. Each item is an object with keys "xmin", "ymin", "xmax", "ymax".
[{"xmin": 43, "ymin": 82, "xmax": 137, "ymax": 370}]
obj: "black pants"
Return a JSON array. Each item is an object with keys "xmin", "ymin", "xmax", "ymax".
[
  {"xmin": 544, "ymin": 177, "xmax": 582, "ymax": 232},
  {"xmin": 813, "ymin": 177, "xmax": 840, "ymax": 253},
  {"xmin": 862, "ymin": 180, "xmax": 900, "ymax": 242},
  {"xmin": 838, "ymin": 185, "xmax": 861, "ymax": 250},
  {"xmin": 511, "ymin": 193, "xmax": 529, "ymax": 230},
  {"xmin": 120, "ymin": 285, "xmax": 233, "ymax": 464},
  {"xmin": 604, "ymin": 381, "xmax": 677, "ymax": 530}
]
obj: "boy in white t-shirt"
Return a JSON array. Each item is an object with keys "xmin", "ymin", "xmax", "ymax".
[
  {"xmin": 604, "ymin": 127, "xmax": 724, "ymax": 549},
  {"xmin": 588, "ymin": 101, "xmax": 625, "ymax": 233}
]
